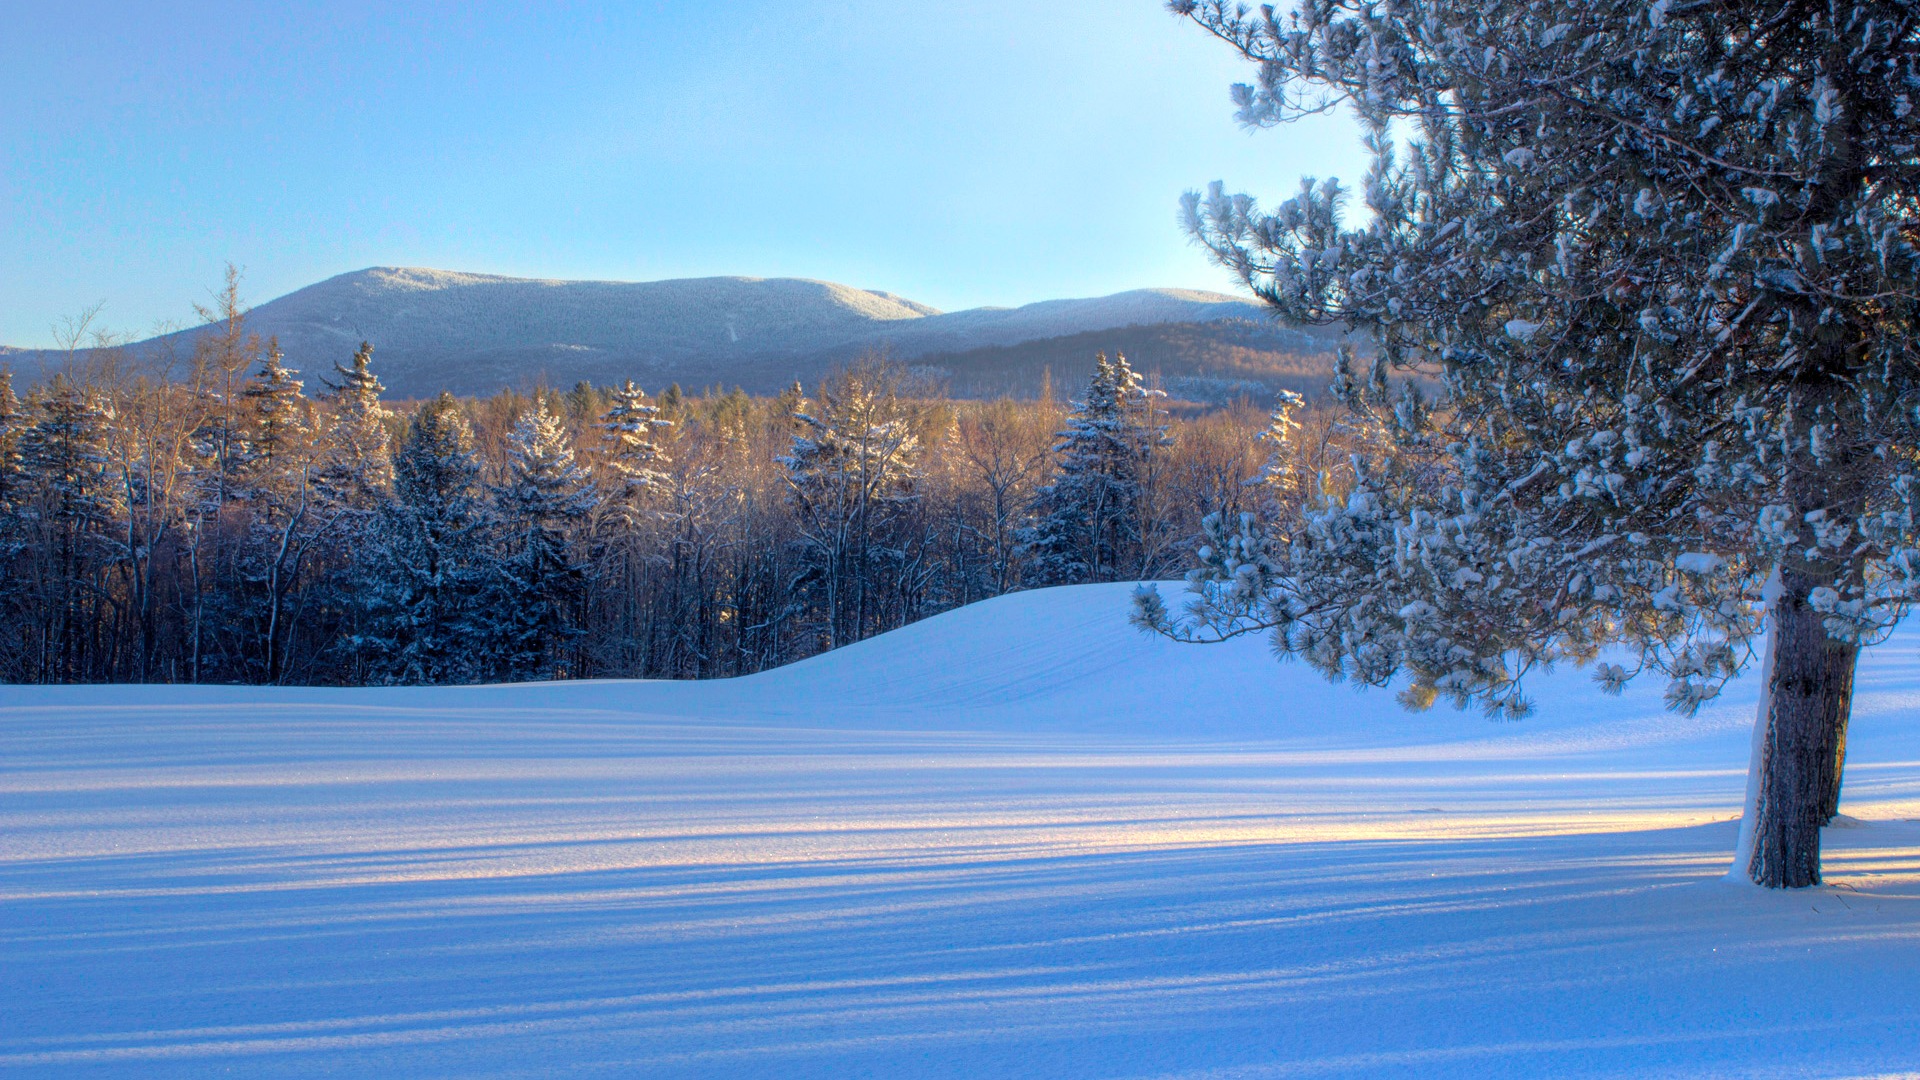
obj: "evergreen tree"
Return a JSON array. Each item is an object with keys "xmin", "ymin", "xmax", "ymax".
[
  {"xmin": 15, "ymin": 378, "xmax": 120, "ymax": 681},
  {"xmin": 236, "ymin": 342, "xmax": 317, "ymax": 683},
  {"xmin": 18, "ymin": 379, "xmax": 120, "ymax": 548},
  {"xmin": 314, "ymin": 342, "xmax": 393, "ymax": 512},
  {"xmin": 485, "ymin": 401, "xmax": 598, "ymax": 679},
  {"xmin": 242, "ymin": 342, "xmax": 311, "ymax": 501},
  {"xmin": 0, "ymin": 371, "xmax": 24, "ymax": 579},
  {"xmin": 598, "ymin": 380, "xmax": 672, "ymax": 499},
  {"xmin": 1252, "ymin": 389, "xmax": 1307, "ymax": 513},
  {"xmin": 658, "ymin": 383, "xmax": 685, "ymax": 417},
  {"xmin": 1144, "ymin": 0, "xmax": 1920, "ymax": 886},
  {"xmin": 359, "ymin": 393, "xmax": 493, "ymax": 685},
  {"xmin": 0, "ymin": 371, "xmax": 22, "ymax": 517},
  {"xmin": 1022, "ymin": 353, "xmax": 1169, "ymax": 585},
  {"xmin": 0, "ymin": 371, "xmax": 23, "ymax": 677}
]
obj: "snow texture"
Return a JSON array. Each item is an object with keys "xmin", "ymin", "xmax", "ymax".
[{"xmin": 3, "ymin": 582, "xmax": 1919, "ymax": 1077}]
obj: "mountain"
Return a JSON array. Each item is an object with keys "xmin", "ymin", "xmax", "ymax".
[
  {"xmin": 908, "ymin": 319, "xmax": 1344, "ymax": 402},
  {"xmin": 2, "ymin": 267, "xmax": 1336, "ymax": 399}
]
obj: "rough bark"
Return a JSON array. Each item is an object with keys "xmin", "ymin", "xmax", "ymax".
[
  {"xmin": 1814, "ymin": 636, "xmax": 1858, "ymax": 825},
  {"xmin": 1747, "ymin": 573, "xmax": 1858, "ymax": 888}
]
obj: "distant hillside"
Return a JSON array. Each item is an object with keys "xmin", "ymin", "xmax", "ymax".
[
  {"xmin": 1, "ymin": 267, "xmax": 1291, "ymax": 398},
  {"xmin": 906, "ymin": 319, "xmax": 1346, "ymax": 403}
]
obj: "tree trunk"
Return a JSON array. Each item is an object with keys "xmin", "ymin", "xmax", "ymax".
[
  {"xmin": 1742, "ymin": 571, "xmax": 1859, "ymax": 888},
  {"xmin": 1814, "ymin": 638, "xmax": 1856, "ymax": 825}
]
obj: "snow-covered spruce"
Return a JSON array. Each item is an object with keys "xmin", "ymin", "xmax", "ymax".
[
  {"xmin": 598, "ymin": 379, "xmax": 672, "ymax": 500},
  {"xmin": 485, "ymin": 399, "xmax": 600, "ymax": 681},
  {"xmin": 1021, "ymin": 352, "xmax": 1173, "ymax": 585},
  {"xmin": 1144, "ymin": 0, "xmax": 1920, "ymax": 887},
  {"xmin": 313, "ymin": 341, "xmax": 394, "ymax": 514},
  {"xmin": 356, "ymin": 393, "xmax": 496, "ymax": 686}
]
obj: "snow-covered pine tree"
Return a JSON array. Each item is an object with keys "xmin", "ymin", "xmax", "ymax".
[
  {"xmin": 15, "ymin": 377, "xmax": 121, "ymax": 681},
  {"xmin": 238, "ymin": 342, "xmax": 318, "ymax": 683},
  {"xmin": 1140, "ymin": 0, "xmax": 1920, "ymax": 887},
  {"xmin": 0, "ymin": 371, "xmax": 22, "ymax": 560},
  {"xmin": 1252, "ymin": 389, "xmax": 1307, "ymax": 513},
  {"xmin": 0, "ymin": 371, "xmax": 21, "ymax": 676},
  {"xmin": 359, "ymin": 393, "xmax": 493, "ymax": 685},
  {"xmin": 583, "ymin": 381, "xmax": 673, "ymax": 674},
  {"xmin": 598, "ymin": 380, "xmax": 672, "ymax": 500},
  {"xmin": 486, "ymin": 399, "xmax": 599, "ymax": 680},
  {"xmin": 242, "ymin": 343, "xmax": 311, "ymax": 503},
  {"xmin": 309, "ymin": 343, "xmax": 393, "ymax": 681},
  {"xmin": 1022, "ymin": 353, "xmax": 1171, "ymax": 585},
  {"xmin": 314, "ymin": 342, "xmax": 393, "ymax": 512}
]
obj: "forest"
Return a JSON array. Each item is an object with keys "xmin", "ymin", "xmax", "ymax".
[{"xmin": 0, "ymin": 286, "xmax": 1377, "ymax": 686}]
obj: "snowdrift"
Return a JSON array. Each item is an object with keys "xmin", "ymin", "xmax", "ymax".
[{"xmin": 4, "ymin": 584, "xmax": 1919, "ymax": 1077}]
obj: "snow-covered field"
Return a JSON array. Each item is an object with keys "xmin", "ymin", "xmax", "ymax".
[{"xmin": 4, "ymin": 583, "xmax": 1919, "ymax": 1078}]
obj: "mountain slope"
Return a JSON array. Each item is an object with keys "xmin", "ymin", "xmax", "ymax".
[
  {"xmin": 2, "ymin": 267, "xmax": 1288, "ymax": 398},
  {"xmin": 906, "ymin": 318, "xmax": 1346, "ymax": 401}
]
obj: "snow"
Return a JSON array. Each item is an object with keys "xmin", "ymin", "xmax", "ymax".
[
  {"xmin": 4, "ymin": 583, "xmax": 1919, "ymax": 1077},
  {"xmin": 1675, "ymin": 552, "xmax": 1726, "ymax": 575}
]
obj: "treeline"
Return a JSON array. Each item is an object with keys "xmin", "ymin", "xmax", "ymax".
[{"xmin": 0, "ymin": 301, "xmax": 1382, "ymax": 686}]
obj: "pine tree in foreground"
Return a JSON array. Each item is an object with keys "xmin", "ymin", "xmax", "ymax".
[{"xmin": 1140, "ymin": 0, "xmax": 1920, "ymax": 886}]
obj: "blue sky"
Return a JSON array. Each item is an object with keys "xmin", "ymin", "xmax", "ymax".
[{"xmin": 0, "ymin": 1, "xmax": 1365, "ymax": 348}]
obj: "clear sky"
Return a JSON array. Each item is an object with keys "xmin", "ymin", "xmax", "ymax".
[{"xmin": 0, "ymin": 1, "xmax": 1366, "ymax": 348}]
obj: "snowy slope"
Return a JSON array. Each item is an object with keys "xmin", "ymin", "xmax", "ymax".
[
  {"xmin": 4, "ymin": 583, "xmax": 1920, "ymax": 1078},
  {"xmin": 1, "ymin": 268, "xmax": 1275, "ymax": 397}
]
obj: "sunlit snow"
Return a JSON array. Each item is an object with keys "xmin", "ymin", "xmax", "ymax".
[{"xmin": 4, "ymin": 584, "xmax": 1919, "ymax": 1077}]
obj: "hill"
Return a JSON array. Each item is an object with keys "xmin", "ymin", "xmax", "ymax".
[
  {"xmin": 905, "ymin": 318, "xmax": 1346, "ymax": 401},
  {"xmin": 1, "ymin": 267, "xmax": 1317, "ymax": 399}
]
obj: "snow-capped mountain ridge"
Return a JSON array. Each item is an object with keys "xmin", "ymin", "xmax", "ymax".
[{"xmin": 3, "ymin": 267, "xmax": 1281, "ymax": 397}]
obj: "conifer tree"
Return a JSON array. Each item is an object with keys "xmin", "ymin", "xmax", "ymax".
[
  {"xmin": 1023, "ymin": 353, "xmax": 1170, "ymax": 585},
  {"xmin": 15, "ymin": 378, "xmax": 120, "ymax": 681},
  {"xmin": 1252, "ymin": 389, "xmax": 1306, "ymax": 513},
  {"xmin": 18, "ymin": 378, "xmax": 121, "ymax": 550},
  {"xmin": 598, "ymin": 380, "xmax": 672, "ymax": 499},
  {"xmin": 486, "ymin": 400, "xmax": 598, "ymax": 679},
  {"xmin": 0, "ymin": 371, "xmax": 22, "ymax": 676},
  {"xmin": 360, "ymin": 393, "xmax": 492, "ymax": 684},
  {"xmin": 1142, "ymin": 0, "xmax": 1920, "ymax": 886},
  {"xmin": 314, "ymin": 342, "xmax": 393, "ymax": 512},
  {"xmin": 243, "ymin": 343, "xmax": 310, "ymax": 498},
  {"xmin": 0, "ymin": 371, "xmax": 23, "ymax": 536},
  {"xmin": 236, "ymin": 342, "xmax": 318, "ymax": 683}
]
